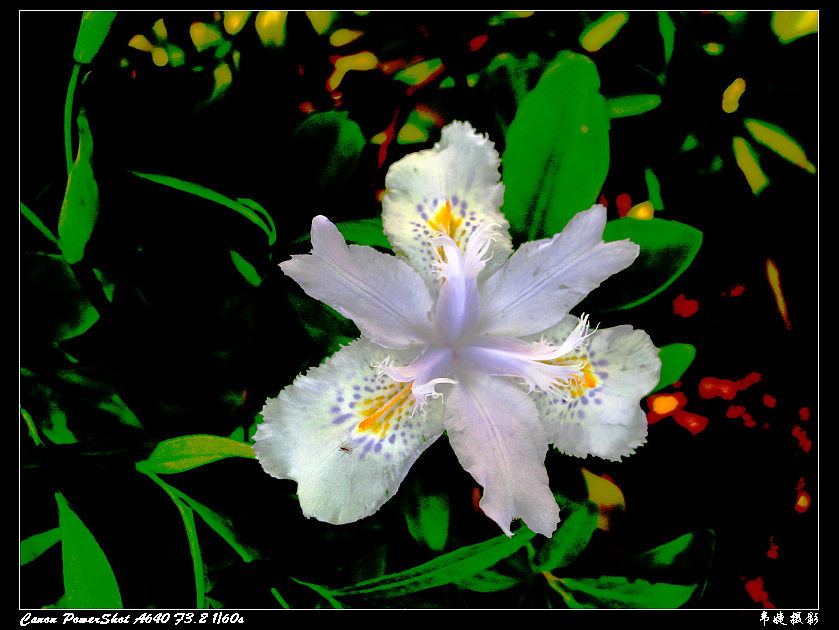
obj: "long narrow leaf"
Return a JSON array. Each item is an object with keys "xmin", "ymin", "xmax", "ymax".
[
  {"xmin": 129, "ymin": 171, "xmax": 276, "ymax": 245},
  {"xmin": 332, "ymin": 527, "xmax": 537, "ymax": 599}
]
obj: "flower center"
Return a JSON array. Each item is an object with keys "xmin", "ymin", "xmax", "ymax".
[
  {"xmin": 542, "ymin": 353, "xmax": 597, "ymax": 398},
  {"xmin": 428, "ymin": 200, "xmax": 463, "ymax": 243},
  {"xmin": 356, "ymin": 381, "xmax": 415, "ymax": 438}
]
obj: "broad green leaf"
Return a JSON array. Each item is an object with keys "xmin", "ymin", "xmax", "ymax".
[
  {"xmin": 129, "ymin": 171, "xmax": 276, "ymax": 245},
  {"xmin": 58, "ymin": 109, "xmax": 98, "ymax": 265},
  {"xmin": 332, "ymin": 527, "xmax": 537, "ymax": 600},
  {"xmin": 607, "ymin": 94, "xmax": 661, "ymax": 119},
  {"xmin": 55, "ymin": 492, "xmax": 122, "ymax": 608},
  {"xmin": 551, "ymin": 575, "xmax": 696, "ymax": 609},
  {"xmin": 653, "ymin": 343, "xmax": 696, "ymax": 393},
  {"xmin": 73, "ymin": 11, "xmax": 117, "ymax": 64},
  {"xmin": 501, "ymin": 51, "xmax": 610, "ymax": 242},
  {"xmin": 580, "ymin": 217, "xmax": 702, "ymax": 311},
  {"xmin": 136, "ymin": 435, "xmax": 255, "ymax": 474},
  {"xmin": 20, "ymin": 528, "xmax": 61, "ymax": 565},
  {"xmin": 535, "ymin": 498, "xmax": 598, "ymax": 571},
  {"xmin": 288, "ymin": 111, "xmax": 366, "ymax": 191}
]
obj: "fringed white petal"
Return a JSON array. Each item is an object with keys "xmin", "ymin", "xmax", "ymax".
[
  {"xmin": 525, "ymin": 316, "xmax": 661, "ymax": 461},
  {"xmin": 253, "ymin": 338, "xmax": 444, "ymax": 525},
  {"xmin": 382, "ymin": 121, "xmax": 512, "ymax": 288}
]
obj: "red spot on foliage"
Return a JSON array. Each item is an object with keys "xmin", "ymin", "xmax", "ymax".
[
  {"xmin": 699, "ymin": 372, "xmax": 761, "ymax": 400},
  {"xmin": 468, "ymin": 34, "xmax": 488, "ymax": 51},
  {"xmin": 799, "ymin": 407, "xmax": 810, "ymax": 421},
  {"xmin": 471, "ymin": 486, "xmax": 483, "ymax": 513},
  {"xmin": 795, "ymin": 489, "xmax": 811, "ymax": 513},
  {"xmin": 616, "ymin": 193, "xmax": 632, "ymax": 217},
  {"xmin": 744, "ymin": 576, "xmax": 774, "ymax": 608},
  {"xmin": 645, "ymin": 392, "xmax": 687, "ymax": 424},
  {"xmin": 762, "ymin": 394, "xmax": 776, "ymax": 408},
  {"xmin": 725, "ymin": 404, "xmax": 756, "ymax": 427},
  {"xmin": 673, "ymin": 410, "xmax": 709, "ymax": 435},
  {"xmin": 721, "ymin": 284, "xmax": 745, "ymax": 297},
  {"xmin": 673, "ymin": 293, "xmax": 699, "ymax": 317},
  {"xmin": 792, "ymin": 426, "xmax": 811, "ymax": 452},
  {"xmin": 766, "ymin": 536, "xmax": 779, "ymax": 560}
]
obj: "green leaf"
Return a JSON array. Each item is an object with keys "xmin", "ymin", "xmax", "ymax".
[
  {"xmin": 20, "ymin": 528, "xmax": 61, "ymax": 565},
  {"xmin": 454, "ymin": 567, "xmax": 520, "ymax": 593},
  {"xmin": 229, "ymin": 249, "xmax": 262, "ymax": 287},
  {"xmin": 55, "ymin": 492, "xmax": 122, "ymax": 608},
  {"xmin": 658, "ymin": 12, "xmax": 676, "ymax": 66},
  {"xmin": 136, "ymin": 435, "xmax": 255, "ymax": 474},
  {"xmin": 291, "ymin": 216, "xmax": 392, "ymax": 250},
  {"xmin": 552, "ymin": 575, "xmax": 697, "ymax": 609},
  {"xmin": 21, "ymin": 202, "xmax": 59, "ymax": 246},
  {"xmin": 404, "ymin": 476, "xmax": 450, "ymax": 552},
  {"xmin": 288, "ymin": 111, "xmax": 366, "ymax": 191},
  {"xmin": 501, "ymin": 51, "xmax": 610, "ymax": 242},
  {"xmin": 394, "ymin": 58, "xmax": 443, "ymax": 86},
  {"xmin": 335, "ymin": 217, "xmax": 393, "ymax": 249},
  {"xmin": 129, "ymin": 171, "xmax": 276, "ymax": 245},
  {"xmin": 332, "ymin": 527, "xmax": 537, "ymax": 600},
  {"xmin": 581, "ymin": 217, "xmax": 703, "ymax": 311},
  {"xmin": 607, "ymin": 94, "xmax": 662, "ymax": 119},
  {"xmin": 58, "ymin": 109, "xmax": 98, "ymax": 265},
  {"xmin": 653, "ymin": 343, "xmax": 696, "ymax": 393},
  {"xmin": 286, "ymin": 290, "xmax": 358, "ymax": 354},
  {"xmin": 143, "ymin": 472, "xmax": 258, "ymax": 564},
  {"xmin": 580, "ymin": 12, "xmax": 629, "ymax": 53},
  {"xmin": 615, "ymin": 530, "xmax": 716, "ymax": 591},
  {"xmin": 644, "ymin": 168, "xmax": 664, "ymax": 210},
  {"xmin": 21, "ymin": 253, "xmax": 100, "ymax": 344},
  {"xmin": 73, "ymin": 11, "xmax": 117, "ymax": 64},
  {"xmin": 534, "ymin": 498, "xmax": 598, "ymax": 571}
]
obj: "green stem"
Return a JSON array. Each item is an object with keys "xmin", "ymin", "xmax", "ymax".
[{"xmin": 64, "ymin": 63, "xmax": 81, "ymax": 175}]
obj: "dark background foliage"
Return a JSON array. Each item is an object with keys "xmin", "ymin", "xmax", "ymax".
[{"xmin": 20, "ymin": 11, "xmax": 817, "ymax": 611}]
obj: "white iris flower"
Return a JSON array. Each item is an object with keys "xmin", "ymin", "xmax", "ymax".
[{"xmin": 253, "ymin": 122, "xmax": 660, "ymax": 537}]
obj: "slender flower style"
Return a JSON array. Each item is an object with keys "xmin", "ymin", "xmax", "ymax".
[{"xmin": 253, "ymin": 122, "xmax": 660, "ymax": 537}]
